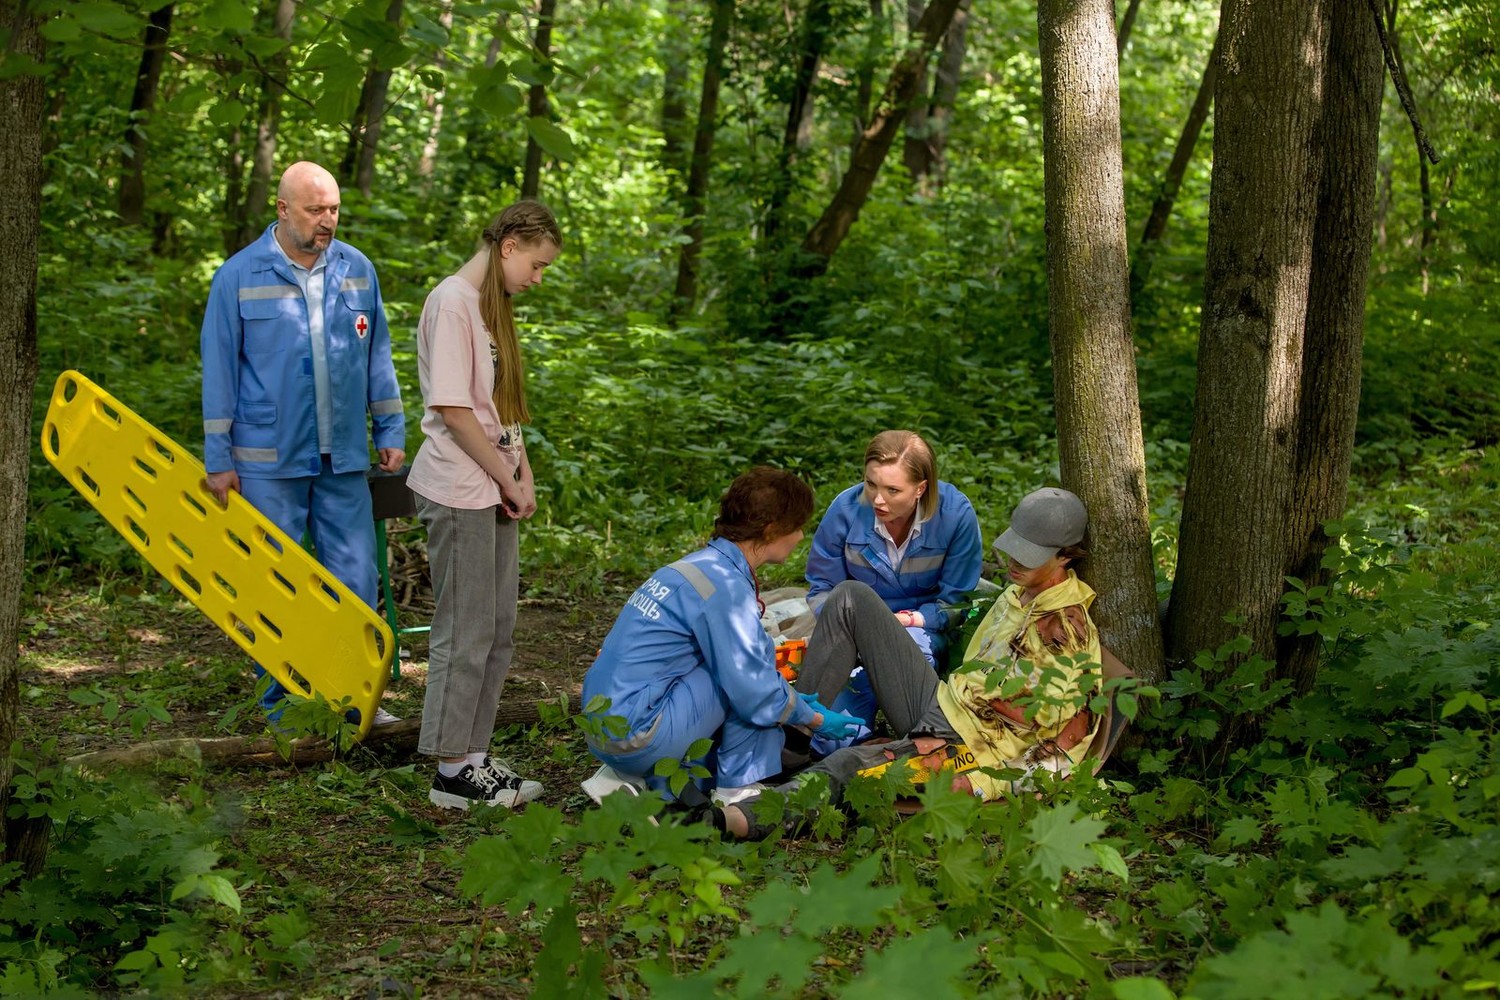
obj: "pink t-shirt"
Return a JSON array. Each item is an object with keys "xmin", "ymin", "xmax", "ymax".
[{"xmin": 406, "ymin": 276, "xmax": 524, "ymax": 510}]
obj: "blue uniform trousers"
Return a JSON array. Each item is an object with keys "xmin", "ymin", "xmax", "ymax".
[{"xmin": 590, "ymin": 669, "xmax": 787, "ymax": 796}]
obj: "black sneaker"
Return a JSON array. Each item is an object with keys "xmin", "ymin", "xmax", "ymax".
[{"xmin": 429, "ymin": 764, "xmax": 503, "ymax": 811}]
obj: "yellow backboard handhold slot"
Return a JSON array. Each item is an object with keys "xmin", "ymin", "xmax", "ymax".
[{"xmin": 41, "ymin": 370, "xmax": 392, "ymax": 740}]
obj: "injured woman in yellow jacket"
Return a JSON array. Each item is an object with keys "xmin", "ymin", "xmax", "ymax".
[{"xmin": 708, "ymin": 486, "xmax": 1109, "ymax": 840}]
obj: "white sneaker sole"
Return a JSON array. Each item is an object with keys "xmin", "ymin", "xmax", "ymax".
[
  {"xmin": 429, "ymin": 780, "xmax": 542, "ymax": 811},
  {"xmin": 429, "ymin": 788, "xmax": 480, "ymax": 811},
  {"xmin": 712, "ymin": 783, "xmax": 767, "ymax": 807},
  {"xmin": 581, "ymin": 764, "xmax": 646, "ymax": 805},
  {"xmin": 489, "ymin": 780, "xmax": 544, "ymax": 808}
]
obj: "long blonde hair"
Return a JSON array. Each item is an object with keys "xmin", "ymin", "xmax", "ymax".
[{"xmin": 478, "ymin": 200, "xmax": 562, "ymax": 425}]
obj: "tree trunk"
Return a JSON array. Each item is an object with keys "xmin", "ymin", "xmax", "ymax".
[
  {"xmin": 800, "ymin": 0, "xmax": 961, "ymax": 272},
  {"xmin": 232, "ymin": 0, "xmax": 296, "ymax": 252},
  {"xmin": 417, "ymin": 2, "xmax": 453, "ymax": 185},
  {"xmin": 67, "ymin": 697, "xmax": 580, "ymax": 772},
  {"xmin": 1131, "ymin": 34, "xmax": 1219, "ymax": 295},
  {"xmin": 1117, "ymin": 0, "xmax": 1144, "ymax": 53},
  {"xmin": 669, "ymin": 0, "xmax": 733, "ymax": 324},
  {"xmin": 1276, "ymin": 0, "xmax": 1383, "ymax": 695},
  {"xmin": 0, "ymin": 0, "xmax": 48, "ymax": 882},
  {"xmin": 764, "ymin": 0, "xmax": 835, "ymax": 246},
  {"xmin": 1166, "ymin": 0, "xmax": 1330, "ymax": 748},
  {"xmin": 338, "ymin": 0, "xmax": 403, "ymax": 197},
  {"xmin": 521, "ymin": 0, "xmax": 557, "ymax": 199},
  {"xmin": 853, "ymin": 0, "xmax": 886, "ymax": 154},
  {"xmin": 1383, "ymin": 2, "xmax": 1435, "ymax": 293},
  {"xmin": 1037, "ymin": 0, "xmax": 1163, "ymax": 682},
  {"xmin": 660, "ymin": 0, "xmax": 692, "ymax": 173},
  {"xmin": 119, "ymin": 4, "xmax": 174, "ymax": 226},
  {"xmin": 924, "ymin": 0, "xmax": 969, "ymax": 189},
  {"xmin": 901, "ymin": 0, "xmax": 933, "ymax": 182}
]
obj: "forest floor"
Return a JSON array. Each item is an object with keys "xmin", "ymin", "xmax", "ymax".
[{"xmin": 18, "ymin": 553, "xmax": 635, "ymax": 998}]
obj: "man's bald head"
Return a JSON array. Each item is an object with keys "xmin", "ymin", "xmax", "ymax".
[
  {"xmin": 277, "ymin": 160, "xmax": 338, "ymax": 203},
  {"xmin": 275, "ymin": 161, "xmax": 340, "ymax": 267}
]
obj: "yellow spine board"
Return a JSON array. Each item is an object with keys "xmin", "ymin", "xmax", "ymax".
[{"xmin": 41, "ymin": 371, "xmax": 391, "ymax": 739}]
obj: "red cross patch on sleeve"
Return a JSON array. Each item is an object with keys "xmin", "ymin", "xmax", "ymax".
[{"xmin": 355, "ymin": 314, "xmax": 369, "ymax": 339}]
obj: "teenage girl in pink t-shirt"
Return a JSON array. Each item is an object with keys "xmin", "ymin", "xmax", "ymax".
[{"xmin": 407, "ymin": 201, "xmax": 562, "ymax": 810}]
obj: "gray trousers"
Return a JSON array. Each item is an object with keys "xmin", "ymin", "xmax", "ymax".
[
  {"xmin": 415, "ymin": 497, "xmax": 519, "ymax": 758},
  {"xmin": 735, "ymin": 582, "xmax": 961, "ymax": 834},
  {"xmin": 796, "ymin": 580, "xmax": 958, "ymax": 739}
]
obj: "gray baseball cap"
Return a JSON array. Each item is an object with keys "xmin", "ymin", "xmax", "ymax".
[{"xmin": 993, "ymin": 487, "xmax": 1087, "ymax": 569}]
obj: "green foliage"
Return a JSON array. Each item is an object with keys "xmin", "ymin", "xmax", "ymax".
[{"xmin": 0, "ymin": 743, "xmax": 306, "ymax": 993}]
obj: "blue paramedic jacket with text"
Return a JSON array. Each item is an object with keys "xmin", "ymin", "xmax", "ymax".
[
  {"xmin": 200, "ymin": 224, "xmax": 405, "ymax": 479},
  {"xmin": 583, "ymin": 537, "xmax": 820, "ymax": 751}
]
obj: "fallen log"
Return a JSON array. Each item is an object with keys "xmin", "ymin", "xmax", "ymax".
[{"xmin": 67, "ymin": 694, "xmax": 582, "ymax": 772}]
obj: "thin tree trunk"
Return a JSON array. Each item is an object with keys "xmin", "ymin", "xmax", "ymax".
[
  {"xmin": 1117, "ymin": 0, "xmax": 1144, "ymax": 53},
  {"xmin": 417, "ymin": 2, "xmax": 453, "ymax": 184},
  {"xmin": 1131, "ymin": 34, "xmax": 1219, "ymax": 295},
  {"xmin": 1276, "ymin": 0, "xmax": 1383, "ymax": 695},
  {"xmin": 800, "ymin": 0, "xmax": 962, "ymax": 272},
  {"xmin": 764, "ymin": 0, "xmax": 835, "ymax": 246},
  {"xmin": 924, "ymin": 0, "xmax": 969, "ymax": 189},
  {"xmin": 1038, "ymin": 0, "xmax": 1162, "ymax": 681},
  {"xmin": 853, "ymin": 0, "xmax": 886, "ymax": 155},
  {"xmin": 0, "ymin": 0, "xmax": 49, "ymax": 882},
  {"xmin": 670, "ymin": 0, "xmax": 733, "ymax": 324},
  {"xmin": 233, "ymin": 0, "xmax": 295, "ymax": 251},
  {"xmin": 660, "ymin": 0, "xmax": 692, "ymax": 172},
  {"xmin": 338, "ymin": 0, "xmax": 403, "ymax": 196},
  {"xmin": 521, "ymin": 0, "xmax": 557, "ymax": 199},
  {"xmin": 901, "ymin": 0, "xmax": 933, "ymax": 181},
  {"xmin": 1166, "ymin": 0, "xmax": 1330, "ymax": 754},
  {"xmin": 119, "ymin": 4, "xmax": 174, "ymax": 226},
  {"xmin": 1383, "ymin": 1, "xmax": 1435, "ymax": 292}
]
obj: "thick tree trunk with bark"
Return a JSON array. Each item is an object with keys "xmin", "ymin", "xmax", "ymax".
[
  {"xmin": 0, "ymin": 0, "xmax": 48, "ymax": 882},
  {"xmin": 232, "ymin": 0, "xmax": 296, "ymax": 252},
  {"xmin": 1132, "ymin": 35, "xmax": 1218, "ymax": 294},
  {"xmin": 670, "ymin": 0, "xmax": 733, "ymax": 324},
  {"xmin": 1037, "ymin": 0, "xmax": 1163, "ymax": 681},
  {"xmin": 1277, "ymin": 1, "xmax": 1383, "ymax": 695},
  {"xmin": 119, "ymin": 4, "xmax": 174, "ymax": 226},
  {"xmin": 800, "ymin": 0, "xmax": 961, "ymax": 272},
  {"xmin": 1166, "ymin": 0, "xmax": 1329, "ymax": 726},
  {"xmin": 521, "ymin": 0, "xmax": 557, "ymax": 199}
]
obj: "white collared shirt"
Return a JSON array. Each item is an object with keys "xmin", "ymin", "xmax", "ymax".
[
  {"xmin": 271, "ymin": 225, "xmax": 332, "ymax": 454},
  {"xmin": 874, "ymin": 507, "xmax": 927, "ymax": 568}
]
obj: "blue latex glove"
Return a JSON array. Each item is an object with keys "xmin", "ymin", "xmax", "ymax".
[{"xmin": 798, "ymin": 694, "xmax": 865, "ymax": 739}]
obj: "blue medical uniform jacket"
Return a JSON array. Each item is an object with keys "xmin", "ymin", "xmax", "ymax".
[
  {"xmin": 805, "ymin": 480, "xmax": 983, "ymax": 658},
  {"xmin": 583, "ymin": 538, "xmax": 818, "ymax": 784},
  {"xmin": 200, "ymin": 224, "xmax": 405, "ymax": 479}
]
